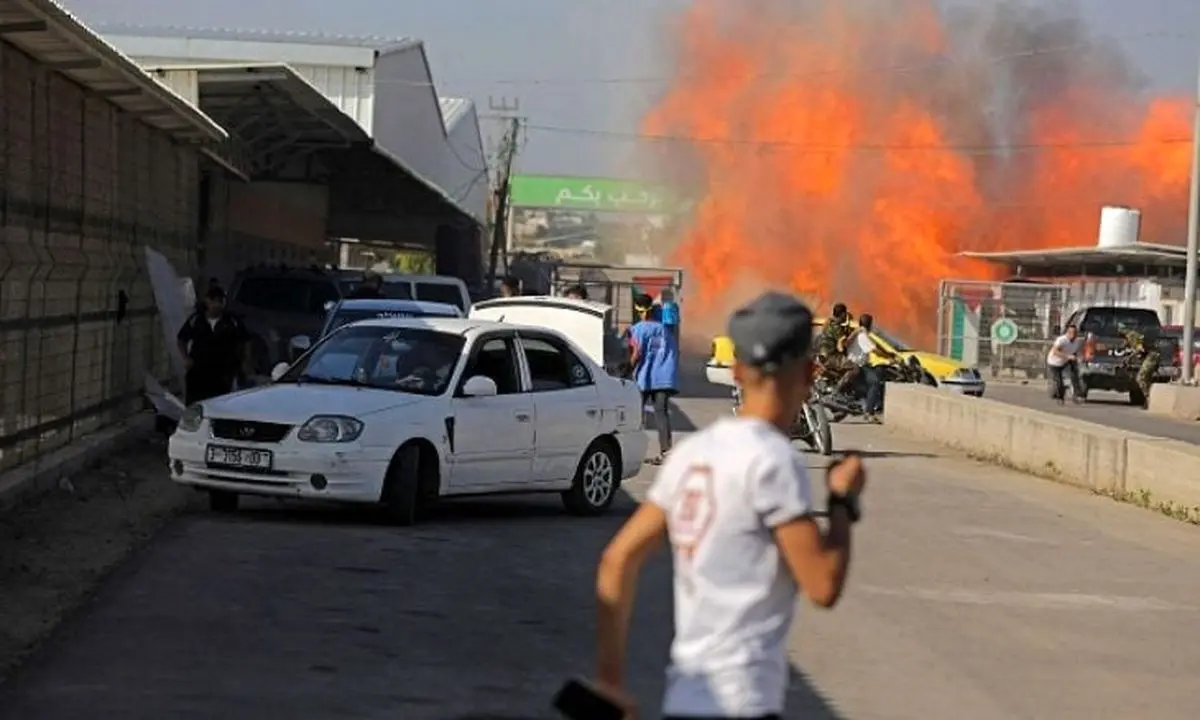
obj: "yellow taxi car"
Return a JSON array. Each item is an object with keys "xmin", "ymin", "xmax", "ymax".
[{"xmin": 706, "ymin": 318, "xmax": 985, "ymax": 396}]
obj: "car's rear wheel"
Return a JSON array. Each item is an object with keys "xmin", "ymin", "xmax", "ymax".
[
  {"xmin": 209, "ymin": 490, "xmax": 239, "ymax": 513},
  {"xmin": 562, "ymin": 439, "xmax": 620, "ymax": 516}
]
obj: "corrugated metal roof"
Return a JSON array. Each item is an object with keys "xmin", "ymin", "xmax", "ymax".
[
  {"xmin": 438, "ymin": 97, "xmax": 472, "ymax": 132},
  {"xmin": 0, "ymin": 0, "xmax": 225, "ymax": 143},
  {"xmin": 145, "ymin": 63, "xmax": 370, "ymax": 146},
  {"xmin": 959, "ymin": 243, "xmax": 1188, "ymax": 268},
  {"xmin": 92, "ymin": 22, "xmax": 409, "ymax": 50}
]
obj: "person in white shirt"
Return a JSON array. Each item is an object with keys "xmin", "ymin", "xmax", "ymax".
[
  {"xmin": 1046, "ymin": 323, "xmax": 1085, "ymax": 404},
  {"xmin": 592, "ymin": 291, "xmax": 867, "ymax": 720},
  {"xmin": 846, "ymin": 313, "xmax": 898, "ymax": 421}
]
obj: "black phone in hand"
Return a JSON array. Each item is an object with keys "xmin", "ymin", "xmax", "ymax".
[{"xmin": 552, "ymin": 678, "xmax": 625, "ymax": 720}]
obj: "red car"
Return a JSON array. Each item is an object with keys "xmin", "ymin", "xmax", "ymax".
[{"xmin": 1163, "ymin": 325, "xmax": 1200, "ymax": 370}]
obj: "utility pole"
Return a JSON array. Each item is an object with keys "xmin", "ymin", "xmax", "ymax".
[
  {"xmin": 487, "ymin": 112, "xmax": 522, "ymax": 288},
  {"xmin": 1183, "ymin": 62, "xmax": 1200, "ymax": 384}
]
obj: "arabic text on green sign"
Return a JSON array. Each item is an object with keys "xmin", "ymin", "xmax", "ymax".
[{"xmin": 508, "ymin": 174, "xmax": 678, "ymax": 213}]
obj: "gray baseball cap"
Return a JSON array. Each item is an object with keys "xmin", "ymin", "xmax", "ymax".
[{"xmin": 728, "ymin": 291, "xmax": 815, "ymax": 372}]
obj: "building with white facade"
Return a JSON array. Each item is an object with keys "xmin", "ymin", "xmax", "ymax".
[{"xmin": 95, "ymin": 24, "xmax": 489, "ymax": 285}]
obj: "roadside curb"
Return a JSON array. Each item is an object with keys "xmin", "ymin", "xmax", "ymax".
[
  {"xmin": 883, "ymin": 384, "xmax": 1200, "ymax": 522},
  {"xmin": 0, "ymin": 412, "xmax": 157, "ymax": 511}
]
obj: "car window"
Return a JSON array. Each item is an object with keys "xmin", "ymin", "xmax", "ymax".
[
  {"xmin": 339, "ymin": 279, "xmax": 414, "ymax": 300},
  {"xmin": 237, "ymin": 277, "xmax": 339, "ymax": 314},
  {"xmin": 415, "ymin": 282, "xmax": 466, "ymax": 310},
  {"xmin": 280, "ymin": 325, "xmax": 464, "ymax": 396},
  {"xmin": 521, "ymin": 336, "xmax": 593, "ymax": 392},
  {"xmin": 461, "ymin": 337, "xmax": 522, "ymax": 395},
  {"xmin": 1079, "ymin": 308, "xmax": 1160, "ymax": 335}
]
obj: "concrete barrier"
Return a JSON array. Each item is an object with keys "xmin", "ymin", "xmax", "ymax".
[
  {"xmin": 883, "ymin": 384, "xmax": 1200, "ymax": 505},
  {"xmin": 1124, "ymin": 438, "xmax": 1200, "ymax": 509},
  {"xmin": 1148, "ymin": 384, "xmax": 1200, "ymax": 422}
]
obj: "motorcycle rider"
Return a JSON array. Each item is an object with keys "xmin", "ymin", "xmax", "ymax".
[{"xmin": 817, "ymin": 302, "xmax": 856, "ymax": 394}]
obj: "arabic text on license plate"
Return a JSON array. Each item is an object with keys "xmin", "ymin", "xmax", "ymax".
[{"xmin": 206, "ymin": 445, "xmax": 273, "ymax": 470}]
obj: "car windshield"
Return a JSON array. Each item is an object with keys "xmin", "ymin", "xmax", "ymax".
[
  {"xmin": 864, "ymin": 324, "xmax": 907, "ymax": 350},
  {"xmin": 414, "ymin": 282, "xmax": 466, "ymax": 310},
  {"xmin": 279, "ymin": 325, "xmax": 465, "ymax": 396},
  {"xmin": 325, "ymin": 307, "xmax": 452, "ymax": 335},
  {"xmin": 338, "ymin": 279, "xmax": 413, "ymax": 300}
]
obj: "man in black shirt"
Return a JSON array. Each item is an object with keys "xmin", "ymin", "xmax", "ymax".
[
  {"xmin": 347, "ymin": 270, "xmax": 385, "ymax": 299},
  {"xmin": 177, "ymin": 286, "xmax": 249, "ymax": 405},
  {"xmin": 499, "ymin": 276, "xmax": 521, "ymax": 298}
]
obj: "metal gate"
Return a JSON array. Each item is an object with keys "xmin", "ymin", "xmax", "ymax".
[{"xmin": 936, "ymin": 279, "xmax": 1072, "ymax": 379}]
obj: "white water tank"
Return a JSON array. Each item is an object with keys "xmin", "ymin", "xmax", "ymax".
[{"xmin": 1097, "ymin": 206, "xmax": 1140, "ymax": 248}]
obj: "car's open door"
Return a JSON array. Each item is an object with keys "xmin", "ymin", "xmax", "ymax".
[{"xmin": 468, "ymin": 296, "xmax": 628, "ymax": 374}]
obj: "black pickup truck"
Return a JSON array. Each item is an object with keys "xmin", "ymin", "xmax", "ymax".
[{"xmin": 1065, "ymin": 306, "xmax": 1181, "ymax": 406}]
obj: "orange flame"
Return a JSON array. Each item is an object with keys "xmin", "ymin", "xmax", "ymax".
[{"xmin": 644, "ymin": 0, "xmax": 1192, "ymax": 344}]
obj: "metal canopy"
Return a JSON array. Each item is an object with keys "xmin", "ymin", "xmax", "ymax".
[
  {"xmin": 958, "ymin": 243, "xmax": 1190, "ymax": 278},
  {"xmin": 145, "ymin": 63, "xmax": 370, "ymax": 178},
  {"xmin": 324, "ymin": 144, "xmax": 470, "ymax": 226},
  {"xmin": 0, "ymin": 0, "xmax": 224, "ymax": 143}
]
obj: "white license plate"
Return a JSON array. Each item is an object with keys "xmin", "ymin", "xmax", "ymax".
[{"xmin": 206, "ymin": 444, "xmax": 273, "ymax": 470}]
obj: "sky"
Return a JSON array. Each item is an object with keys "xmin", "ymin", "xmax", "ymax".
[{"xmin": 62, "ymin": 0, "xmax": 1200, "ymax": 179}]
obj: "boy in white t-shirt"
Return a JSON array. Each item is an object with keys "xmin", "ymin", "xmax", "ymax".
[
  {"xmin": 1047, "ymin": 323, "xmax": 1085, "ymax": 404},
  {"xmin": 592, "ymin": 291, "xmax": 867, "ymax": 719}
]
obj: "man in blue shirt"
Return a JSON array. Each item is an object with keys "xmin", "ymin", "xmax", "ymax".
[{"xmin": 629, "ymin": 293, "xmax": 679, "ymax": 465}]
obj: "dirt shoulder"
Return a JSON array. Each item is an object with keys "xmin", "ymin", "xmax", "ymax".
[{"xmin": 0, "ymin": 434, "xmax": 195, "ymax": 677}]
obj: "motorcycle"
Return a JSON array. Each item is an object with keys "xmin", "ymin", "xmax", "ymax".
[
  {"xmin": 816, "ymin": 355, "xmax": 935, "ymax": 423},
  {"xmin": 730, "ymin": 385, "xmax": 834, "ymax": 456}
]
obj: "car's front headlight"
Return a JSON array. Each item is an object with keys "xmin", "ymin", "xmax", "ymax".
[
  {"xmin": 178, "ymin": 404, "xmax": 204, "ymax": 433},
  {"xmin": 297, "ymin": 415, "xmax": 364, "ymax": 443}
]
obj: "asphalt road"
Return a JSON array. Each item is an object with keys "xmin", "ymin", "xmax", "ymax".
[
  {"xmin": 984, "ymin": 382, "xmax": 1200, "ymax": 444},
  {"xmin": 2, "ymin": 395, "xmax": 1200, "ymax": 719}
]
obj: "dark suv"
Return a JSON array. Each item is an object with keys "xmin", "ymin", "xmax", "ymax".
[
  {"xmin": 227, "ymin": 267, "xmax": 343, "ymax": 377},
  {"xmin": 1065, "ymin": 306, "xmax": 1181, "ymax": 405}
]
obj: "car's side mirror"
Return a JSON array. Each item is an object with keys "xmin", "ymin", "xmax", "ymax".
[
  {"xmin": 270, "ymin": 362, "xmax": 290, "ymax": 382},
  {"xmin": 289, "ymin": 335, "xmax": 312, "ymax": 353},
  {"xmin": 461, "ymin": 375, "xmax": 498, "ymax": 397}
]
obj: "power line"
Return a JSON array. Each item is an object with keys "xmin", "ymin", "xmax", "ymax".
[
  {"xmin": 522, "ymin": 122, "xmax": 1192, "ymax": 154},
  {"xmin": 363, "ymin": 30, "xmax": 1185, "ymax": 88}
]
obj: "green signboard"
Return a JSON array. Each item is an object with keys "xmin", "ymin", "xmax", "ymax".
[{"xmin": 508, "ymin": 174, "xmax": 680, "ymax": 213}]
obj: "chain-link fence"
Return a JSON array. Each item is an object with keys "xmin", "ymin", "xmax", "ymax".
[
  {"xmin": 936, "ymin": 279, "xmax": 1072, "ymax": 380},
  {"xmin": 0, "ymin": 42, "xmax": 199, "ymax": 473}
]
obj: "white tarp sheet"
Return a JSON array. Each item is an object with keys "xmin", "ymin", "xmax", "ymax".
[{"xmin": 143, "ymin": 246, "xmax": 194, "ymax": 420}]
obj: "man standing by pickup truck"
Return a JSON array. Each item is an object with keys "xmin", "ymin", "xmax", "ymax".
[{"xmin": 1047, "ymin": 324, "xmax": 1085, "ymax": 404}]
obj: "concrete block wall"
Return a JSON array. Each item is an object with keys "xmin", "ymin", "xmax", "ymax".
[{"xmin": 884, "ymin": 384, "xmax": 1200, "ymax": 512}]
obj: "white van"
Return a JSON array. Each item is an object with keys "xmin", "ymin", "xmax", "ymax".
[
  {"xmin": 468, "ymin": 296, "xmax": 631, "ymax": 376},
  {"xmin": 337, "ymin": 272, "xmax": 471, "ymax": 313}
]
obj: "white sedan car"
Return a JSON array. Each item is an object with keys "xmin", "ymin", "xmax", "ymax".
[{"xmin": 168, "ymin": 317, "xmax": 648, "ymax": 524}]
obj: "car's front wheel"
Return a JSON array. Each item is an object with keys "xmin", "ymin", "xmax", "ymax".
[
  {"xmin": 562, "ymin": 439, "xmax": 620, "ymax": 516},
  {"xmin": 381, "ymin": 445, "xmax": 421, "ymax": 526}
]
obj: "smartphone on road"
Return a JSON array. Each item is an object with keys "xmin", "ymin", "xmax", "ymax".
[{"xmin": 552, "ymin": 678, "xmax": 625, "ymax": 720}]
